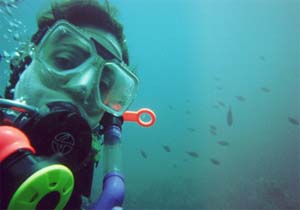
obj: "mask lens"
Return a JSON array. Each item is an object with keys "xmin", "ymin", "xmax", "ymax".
[
  {"xmin": 99, "ymin": 63, "xmax": 138, "ymax": 115},
  {"xmin": 38, "ymin": 25, "xmax": 92, "ymax": 71}
]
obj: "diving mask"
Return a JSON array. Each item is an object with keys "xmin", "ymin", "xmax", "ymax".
[{"xmin": 35, "ymin": 20, "xmax": 139, "ymax": 116}]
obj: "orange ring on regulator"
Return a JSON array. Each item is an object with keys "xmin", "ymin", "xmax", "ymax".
[{"xmin": 123, "ymin": 108, "xmax": 156, "ymax": 127}]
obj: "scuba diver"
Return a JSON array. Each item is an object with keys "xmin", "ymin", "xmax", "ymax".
[{"xmin": 0, "ymin": 0, "xmax": 155, "ymax": 209}]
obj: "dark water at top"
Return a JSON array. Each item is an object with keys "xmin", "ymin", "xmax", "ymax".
[{"xmin": 0, "ymin": 0, "xmax": 299, "ymax": 209}]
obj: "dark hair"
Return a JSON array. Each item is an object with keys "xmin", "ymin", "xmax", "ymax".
[
  {"xmin": 35, "ymin": 0, "xmax": 129, "ymax": 63},
  {"xmin": 5, "ymin": 0, "xmax": 129, "ymax": 99}
]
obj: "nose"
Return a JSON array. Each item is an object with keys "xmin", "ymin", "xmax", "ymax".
[{"xmin": 64, "ymin": 69, "xmax": 97, "ymax": 101}]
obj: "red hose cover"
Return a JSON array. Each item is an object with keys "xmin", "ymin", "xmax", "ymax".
[{"xmin": 0, "ymin": 126, "xmax": 35, "ymax": 162}]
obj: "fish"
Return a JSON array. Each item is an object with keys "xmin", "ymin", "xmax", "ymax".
[
  {"xmin": 288, "ymin": 117, "xmax": 299, "ymax": 126},
  {"xmin": 218, "ymin": 101, "xmax": 226, "ymax": 108},
  {"xmin": 259, "ymin": 55, "xmax": 266, "ymax": 61},
  {"xmin": 217, "ymin": 140, "xmax": 230, "ymax": 146},
  {"xmin": 210, "ymin": 158, "xmax": 220, "ymax": 165},
  {"xmin": 186, "ymin": 99, "xmax": 191, "ymax": 103},
  {"xmin": 260, "ymin": 87, "xmax": 271, "ymax": 93},
  {"xmin": 140, "ymin": 149, "xmax": 147, "ymax": 159},
  {"xmin": 216, "ymin": 86, "xmax": 223, "ymax": 90},
  {"xmin": 210, "ymin": 129, "xmax": 217, "ymax": 135},
  {"xmin": 168, "ymin": 105, "xmax": 173, "ymax": 110},
  {"xmin": 185, "ymin": 110, "xmax": 191, "ymax": 115},
  {"xmin": 187, "ymin": 127, "xmax": 196, "ymax": 132},
  {"xmin": 213, "ymin": 76, "xmax": 220, "ymax": 81},
  {"xmin": 186, "ymin": 151, "xmax": 199, "ymax": 158},
  {"xmin": 172, "ymin": 164, "xmax": 177, "ymax": 168},
  {"xmin": 162, "ymin": 145, "xmax": 171, "ymax": 152},
  {"xmin": 227, "ymin": 106, "xmax": 233, "ymax": 127},
  {"xmin": 209, "ymin": 125, "xmax": 217, "ymax": 130},
  {"xmin": 235, "ymin": 95, "xmax": 246, "ymax": 102}
]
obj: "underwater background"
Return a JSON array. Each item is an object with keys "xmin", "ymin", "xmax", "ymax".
[{"xmin": 0, "ymin": 0, "xmax": 299, "ymax": 209}]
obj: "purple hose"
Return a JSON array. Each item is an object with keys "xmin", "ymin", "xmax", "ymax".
[
  {"xmin": 89, "ymin": 172, "xmax": 125, "ymax": 210},
  {"xmin": 89, "ymin": 124, "xmax": 125, "ymax": 210}
]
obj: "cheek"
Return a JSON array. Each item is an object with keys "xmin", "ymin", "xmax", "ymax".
[
  {"xmin": 14, "ymin": 62, "xmax": 57, "ymax": 105},
  {"xmin": 14, "ymin": 64, "xmax": 42, "ymax": 99}
]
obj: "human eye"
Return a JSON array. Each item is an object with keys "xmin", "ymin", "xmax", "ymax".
[
  {"xmin": 99, "ymin": 67, "xmax": 114, "ymax": 99},
  {"xmin": 48, "ymin": 45, "xmax": 91, "ymax": 71},
  {"xmin": 53, "ymin": 51, "xmax": 77, "ymax": 70},
  {"xmin": 99, "ymin": 69, "xmax": 112, "ymax": 93}
]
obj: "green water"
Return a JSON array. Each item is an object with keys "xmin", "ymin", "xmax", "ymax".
[{"xmin": 0, "ymin": 0, "xmax": 299, "ymax": 209}]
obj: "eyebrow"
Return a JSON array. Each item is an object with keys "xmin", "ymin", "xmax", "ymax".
[{"xmin": 91, "ymin": 38, "xmax": 122, "ymax": 62}]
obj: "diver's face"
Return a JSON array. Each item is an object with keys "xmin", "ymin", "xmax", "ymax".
[{"xmin": 14, "ymin": 24, "xmax": 123, "ymax": 128}]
